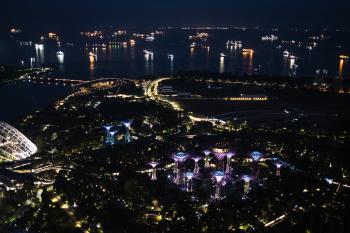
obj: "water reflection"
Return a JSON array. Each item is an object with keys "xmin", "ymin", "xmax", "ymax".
[
  {"xmin": 89, "ymin": 52, "xmax": 96, "ymax": 80},
  {"xmin": 289, "ymin": 57, "xmax": 296, "ymax": 70},
  {"xmin": 35, "ymin": 44, "xmax": 45, "ymax": 65},
  {"xmin": 168, "ymin": 54, "xmax": 174, "ymax": 74},
  {"xmin": 190, "ymin": 47, "xmax": 195, "ymax": 57},
  {"xmin": 144, "ymin": 53, "xmax": 154, "ymax": 75},
  {"xmin": 206, "ymin": 46, "xmax": 210, "ymax": 56},
  {"xmin": 242, "ymin": 51, "xmax": 253, "ymax": 75},
  {"xmin": 219, "ymin": 57, "xmax": 225, "ymax": 73},
  {"xmin": 129, "ymin": 46, "xmax": 136, "ymax": 61},
  {"xmin": 170, "ymin": 59, "xmax": 174, "ymax": 74},
  {"xmin": 288, "ymin": 56, "xmax": 298, "ymax": 77},
  {"xmin": 101, "ymin": 47, "xmax": 107, "ymax": 60},
  {"xmin": 89, "ymin": 53, "xmax": 97, "ymax": 63},
  {"xmin": 57, "ymin": 52, "xmax": 64, "ymax": 64},
  {"xmin": 282, "ymin": 56, "xmax": 289, "ymax": 76},
  {"xmin": 56, "ymin": 51, "xmax": 65, "ymax": 73},
  {"xmin": 2, "ymin": 30, "xmax": 348, "ymax": 80},
  {"xmin": 339, "ymin": 58, "xmax": 344, "ymax": 78},
  {"xmin": 190, "ymin": 48, "xmax": 195, "ymax": 70},
  {"xmin": 30, "ymin": 58, "xmax": 36, "ymax": 68}
]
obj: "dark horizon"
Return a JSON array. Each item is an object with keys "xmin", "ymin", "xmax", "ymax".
[{"xmin": 1, "ymin": 0, "xmax": 349, "ymax": 35}]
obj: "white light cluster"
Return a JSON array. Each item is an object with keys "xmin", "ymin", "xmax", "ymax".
[{"xmin": 0, "ymin": 122, "xmax": 37, "ymax": 161}]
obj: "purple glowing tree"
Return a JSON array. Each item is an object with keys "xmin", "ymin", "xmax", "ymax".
[
  {"xmin": 213, "ymin": 150, "xmax": 227, "ymax": 170},
  {"xmin": 250, "ymin": 151, "xmax": 263, "ymax": 181},
  {"xmin": 212, "ymin": 170, "xmax": 225, "ymax": 200},
  {"xmin": 184, "ymin": 171, "xmax": 194, "ymax": 192},
  {"xmin": 225, "ymin": 152, "xmax": 235, "ymax": 174},
  {"xmin": 192, "ymin": 156, "xmax": 202, "ymax": 175},
  {"xmin": 171, "ymin": 152, "xmax": 188, "ymax": 185}
]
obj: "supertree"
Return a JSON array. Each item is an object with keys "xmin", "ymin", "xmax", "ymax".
[
  {"xmin": 203, "ymin": 150, "xmax": 212, "ymax": 168},
  {"xmin": 212, "ymin": 170, "xmax": 225, "ymax": 200},
  {"xmin": 102, "ymin": 125, "xmax": 114, "ymax": 145},
  {"xmin": 192, "ymin": 156, "xmax": 202, "ymax": 176},
  {"xmin": 225, "ymin": 152, "xmax": 235, "ymax": 174},
  {"xmin": 250, "ymin": 151, "xmax": 263, "ymax": 162},
  {"xmin": 275, "ymin": 162, "xmax": 283, "ymax": 177},
  {"xmin": 149, "ymin": 161, "xmax": 159, "ymax": 181},
  {"xmin": 213, "ymin": 149, "xmax": 227, "ymax": 170},
  {"xmin": 122, "ymin": 121, "xmax": 132, "ymax": 143},
  {"xmin": 184, "ymin": 171, "xmax": 194, "ymax": 192},
  {"xmin": 250, "ymin": 151, "xmax": 263, "ymax": 181},
  {"xmin": 108, "ymin": 131, "xmax": 118, "ymax": 145},
  {"xmin": 171, "ymin": 152, "xmax": 188, "ymax": 185},
  {"xmin": 242, "ymin": 175, "xmax": 251, "ymax": 199}
]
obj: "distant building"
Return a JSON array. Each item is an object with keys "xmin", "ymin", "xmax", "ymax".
[
  {"xmin": 10, "ymin": 28, "xmax": 22, "ymax": 35},
  {"xmin": 146, "ymin": 36, "xmax": 155, "ymax": 42},
  {"xmin": 225, "ymin": 94, "xmax": 269, "ymax": 101}
]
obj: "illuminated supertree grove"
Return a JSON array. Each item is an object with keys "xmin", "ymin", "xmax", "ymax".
[{"xmin": 144, "ymin": 146, "xmax": 291, "ymax": 202}]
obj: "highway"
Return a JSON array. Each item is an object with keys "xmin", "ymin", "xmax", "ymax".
[
  {"xmin": 144, "ymin": 77, "xmax": 183, "ymax": 111},
  {"xmin": 0, "ymin": 160, "xmax": 74, "ymax": 191}
]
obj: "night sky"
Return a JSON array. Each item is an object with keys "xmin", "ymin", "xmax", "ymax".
[{"xmin": 1, "ymin": 0, "xmax": 349, "ymax": 32}]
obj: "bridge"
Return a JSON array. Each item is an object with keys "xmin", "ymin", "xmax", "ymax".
[
  {"xmin": 23, "ymin": 76, "xmax": 85, "ymax": 86},
  {"xmin": 71, "ymin": 78, "xmax": 135, "ymax": 91},
  {"xmin": 21, "ymin": 76, "xmax": 137, "ymax": 92},
  {"xmin": 0, "ymin": 159, "xmax": 74, "ymax": 191}
]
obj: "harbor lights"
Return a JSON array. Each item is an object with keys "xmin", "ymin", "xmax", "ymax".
[
  {"xmin": 172, "ymin": 152, "xmax": 188, "ymax": 185},
  {"xmin": 149, "ymin": 161, "xmax": 159, "ymax": 181},
  {"xmin": 212, "ymin": 170, "xmax": 225, "ymax": 200},
  {"xmin": 203, "ymin": 150, "xmax": 212, "ymax": 168},
  {"xmin": 192, "ymin": 156, "xmax": 202, "ymax": 175}
]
